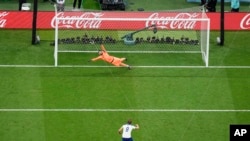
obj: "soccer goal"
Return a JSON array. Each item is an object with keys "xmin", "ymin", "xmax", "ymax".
[{"xmin": 54, "ymin": 11, "xmax": 210, "ymax": 67}]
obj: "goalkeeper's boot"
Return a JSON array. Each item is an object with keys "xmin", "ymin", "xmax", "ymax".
[{"xmin": 128, "ymin": 65, "xmax": 132, "ymax": 70}]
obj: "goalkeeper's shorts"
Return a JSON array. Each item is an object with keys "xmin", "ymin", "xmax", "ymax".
[{"xmin": 111, "ymin": 57, "xmax": 123, "ymax": 66}]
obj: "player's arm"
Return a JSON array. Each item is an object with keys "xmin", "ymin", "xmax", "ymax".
[
  {"xmin": 118, "ymin": 126, "xmax": 123, "ymax": 134},
  {"xmin": 135, "ymin": 124, "xmax": 139, "ymax": 129},
  {"xmin": 100, "ymin": 44, "xmax": 107, "ymax": 52},
  {"xmin": 90, "ymin": 56, "xmax": 101, "ymax": 61}
]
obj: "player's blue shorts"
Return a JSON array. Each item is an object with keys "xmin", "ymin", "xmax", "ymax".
[{"xmin": 122, "ymin": 137, "xmax": 133, "ymax": 141}]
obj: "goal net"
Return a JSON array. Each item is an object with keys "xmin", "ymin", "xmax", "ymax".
[{"xmin": 54, "ymin": 10, "xmax": 210, "ymax": 67}]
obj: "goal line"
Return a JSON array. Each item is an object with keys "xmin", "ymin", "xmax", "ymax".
[{"xmin": 0, "ymin": 65, "xmax": 250, "ymax": 69}]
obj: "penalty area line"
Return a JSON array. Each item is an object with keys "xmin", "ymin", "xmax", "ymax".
[{"xmin": 0, "ymin": 109, "xmax": 250, "ymax": 112}]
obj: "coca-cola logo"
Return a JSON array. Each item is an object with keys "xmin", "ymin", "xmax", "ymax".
[
  {"xmin": 146, "ymin": 13, "xmax": 201, "ymax": 29},
  {"xmin": 51, "ymin": 12, "xmax": 104, "ymax": 29},
  {"xmin": 240, "ymin": 14, "xmax": 250, "ymax": 29},
  {"xmin": 0, "ymin": 12, "xmax": 9, "ymax": 28}
]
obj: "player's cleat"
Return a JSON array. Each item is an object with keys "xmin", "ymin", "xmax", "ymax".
[{"xmin": 128, "ymin": 66, "xmax": 132, "ymax": 70}]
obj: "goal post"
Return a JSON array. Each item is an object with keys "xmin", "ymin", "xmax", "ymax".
[
  {"xmin": 201, "ymin": 12, "xmax": 210, "ymax": 67},
  {"xmin": 54, "ymin": 12, "xmax": 210, "ymax": 67}
]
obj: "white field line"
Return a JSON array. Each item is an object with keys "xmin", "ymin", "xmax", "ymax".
[
  {"xmin": 0, "ymin": 65, "xmax": 250, "ymax": 69},
  {"xmin": 0, "ymin": 109, "xmax": 249, "ymax": 112}
]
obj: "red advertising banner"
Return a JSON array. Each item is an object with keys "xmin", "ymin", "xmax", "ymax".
[{"xmin": 0, "ymin": 11, "xmax": 249, "ymax": 30}]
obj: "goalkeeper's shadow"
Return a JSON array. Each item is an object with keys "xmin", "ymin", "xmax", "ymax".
[{"xmin": 88, "ymin": 67, "xmax": 131, "ymax": 77}]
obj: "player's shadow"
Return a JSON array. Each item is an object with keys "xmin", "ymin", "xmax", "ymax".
[{"xmin": 88, "ymin": 67, "xmax": 130, "ymax": 77}]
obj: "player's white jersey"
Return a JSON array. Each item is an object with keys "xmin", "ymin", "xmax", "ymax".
[
  {"xmin": 57, "ymin": 0, "xmax": 65, "ymax": 4},
  {"xmin": 122, "ymin": 124, "xmax": 136, "ymax": 138}
]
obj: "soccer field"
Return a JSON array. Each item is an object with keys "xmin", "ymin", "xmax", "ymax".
[{"xmin": 0, "ymin": 29, "xmax": 250, "ymax": 141}]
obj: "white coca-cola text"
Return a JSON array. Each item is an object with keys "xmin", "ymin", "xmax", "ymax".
[
  {"xmin": 0, "ymin": 12, "xmax": 9, "ymax": 28},
  {"xmin": 51, "ymin": 12, "xmax": 104, "ymax": 29},
  {"xmin": 146, "ymin": 13, "xmax": 200, "ymax": 29},
  {"xmin": 240, "ymin": 14, "xmax": 250, "ymax": 29}
]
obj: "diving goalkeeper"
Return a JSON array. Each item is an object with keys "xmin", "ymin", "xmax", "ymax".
[{"xmin": 89, "ymin": 44, "xmax": 131, "ymax": 70}]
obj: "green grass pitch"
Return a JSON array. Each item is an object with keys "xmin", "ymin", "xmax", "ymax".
[{"xmin": 0, "ymin": 0, "xmax": 250, "ymax": 141}]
